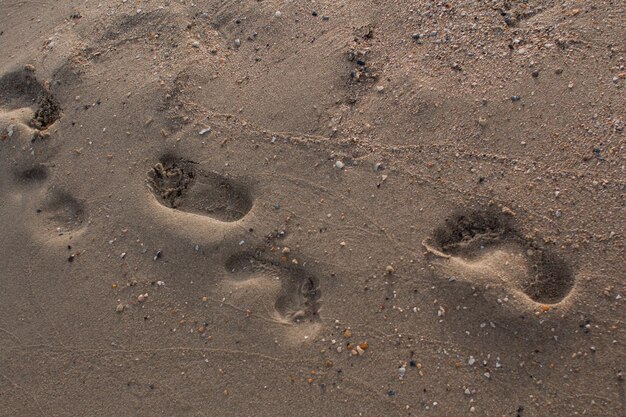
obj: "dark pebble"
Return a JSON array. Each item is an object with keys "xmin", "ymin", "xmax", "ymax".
[
  {"xmin": 511, "ymin": 95, "xmax": 521, "ymax": 102},
  {"xmin": 312, "ymin": 10, "xmax": 318, "ymax": 16},
  {"xmin": 387, "ymin": 389, "xmax": 396, "ymax": 397}
]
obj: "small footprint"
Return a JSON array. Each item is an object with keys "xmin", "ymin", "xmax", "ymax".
[
  {"xmin": 147, "ymin": 154, "xmax": 252, "ymax": 222},
  {"xmin": 424, "ymin": 207, "xmax": 575, "ymax": 305},
  {"xmin": 224, "ymin": 252, "xmax": 321, "ymax": 325}
]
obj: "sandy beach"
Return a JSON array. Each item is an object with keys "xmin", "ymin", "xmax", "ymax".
[{"xmin": 0, "ymin": 1, "xmax": 624, "ymax": 416}]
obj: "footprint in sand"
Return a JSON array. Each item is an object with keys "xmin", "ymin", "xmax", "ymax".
[
  {"xmin": 0, "ymin": 68, "xmax": 84, "ymax": 240},
  {"xmin": 146, "ymin": 153, "xmax": 321, "ymax": 330},
  {"xmin": 11, "ymin": 162, "xmax": 86, "ymax": 238},
  {"xmin": 36, "ymin": 190, "xmax": 86, "ymax": 235},
  {"xmin": 223, "ymin": 251, "xmax": 322, "ymax": 325},
  {"xmin": 147, "ymin": 154, "xmax": 252, "ymax": 222},
  {"xmin": 0, "ymin": 67, "xmax": 61, "ymax": 132},
  {"xmin": 423, "ymin": 206, "xmax": 575, "ymax": 306}
]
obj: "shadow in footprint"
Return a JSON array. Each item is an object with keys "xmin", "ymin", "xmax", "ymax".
[
  {"xmin": 225, "ymin": 252, "xmax": 321, "ymax": 324},
  {"xmin": 147, "ymin": 154, "xmax": 252, "ymax": 222},
  {"xmin": 38, "ymin": 190, "xmax": 86, "ymax": 234},
  {"xmin": 426, "ymin": 207, "xmax": 575, "ymax": 304},
  {"xmin": 14, "ymin": 165, "xmax": 48, "ymax": 184},
  {"xmin": 0, "ymin": 69, "xmax": 61, "ymax": 129}
]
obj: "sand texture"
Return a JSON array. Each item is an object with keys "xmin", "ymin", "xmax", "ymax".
[{"xmin": 0, "ymin": 1, "xmax": 625, "ymax": 416}]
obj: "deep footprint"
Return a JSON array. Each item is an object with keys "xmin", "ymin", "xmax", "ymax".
[
  {"xmin": 429, "ymin": 206, "xmax": 575, "ymax": 304},
  {"xmin": 147, "ymin": 154, "xmax": 252, "ymax": 222},
  {"xmin": 225, "ymin": 252, "xmax": 321, "ymax": 324},
  {"xmin": 0, "ymin": 69, "xmax": 61, "ymax": 129}
]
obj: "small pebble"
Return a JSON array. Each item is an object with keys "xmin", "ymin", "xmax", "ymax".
[
  {"xmin": 116, "ymin": 303, "xmax": 125, "ymax": 313},
  {"xmin": 274, "ymin": 11, "xmax": 282, "ymax": 18},
  {"xmin": 234, "ymin": 38, "xmax": 241, "ymax": 47},
  {"xmin": 334, "ymin": 160, "xmax": 345, "ymax": 169}
]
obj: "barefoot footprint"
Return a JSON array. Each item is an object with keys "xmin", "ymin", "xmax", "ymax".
[
  {"xmin": 146, "ymin": 153, "xmax": 321, "ymax": 330},
  {"xmin": 423, "ymin": 206, "xmax": 575, "ymax": 305},
  {"xmin": 0, "ymin": 68, "xmax": 61, "ymax": 131},
  {"xmin": 147, "ymin": 154, "xmax": 252, "ymax": 222},
  {"xmin": 224, "ymin": 252, "xmax": 322, "ymax": 325}
]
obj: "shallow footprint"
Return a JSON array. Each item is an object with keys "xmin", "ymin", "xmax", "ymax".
[
  {"xmin": 224, "ymin": 252, "xmax": 321, "ymax": 325},
  {"xmin": 424, "ymin": 206, "xmax": 575, "ymax": 305},
  {"xmin": 147, "ymin": 154, "xmax": 252, "ymax": 222},
  {"xmin": 37, "ymin": 189, "xmax": 86, "ymax": 236}
]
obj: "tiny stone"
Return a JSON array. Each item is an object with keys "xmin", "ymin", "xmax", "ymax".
[
  {"xmin": 511, "ymin": 95, "xmax": 521, "ymax": 102},
  {"xmin": 191, "ymin": 41, "xmax": 200, "ymax": 48},
  {"xmin": 334, "ymin": 160, "xmax": 345, "ymax": 169},
  {"xmin": 274, "ymin": 11, "xmax": 282, "ymax": 18},
  {"xmin": 532, "ymin": 70, "xmax": 540, "ymax": 78},
  {"xmin": 116, "ymin": 303, "xmax": 125, "ymax": 313},
  {"xmin": 386, "ymin": 265, "xmax": 395, "ymax": 274},
  {"xmin": 234, "ymin": 38, "xmax": 241, "ymax": 47}
]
